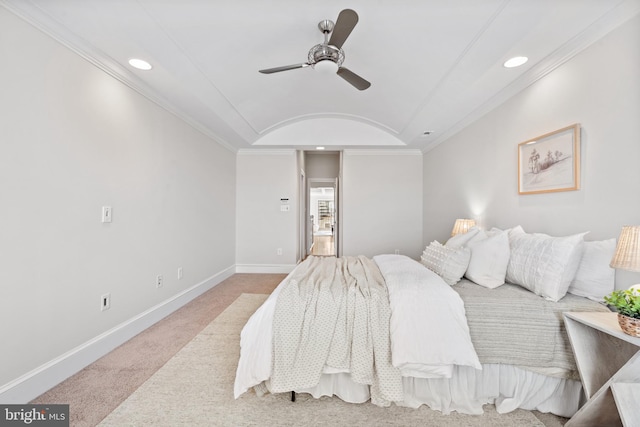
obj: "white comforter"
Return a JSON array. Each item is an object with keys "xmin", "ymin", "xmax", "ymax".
[
  {"xmin": 234, "ymin": 254, "xmax": 481, "ymax": 400},
  {"xmin": 374, "ymin": 254, "xmax": 481, "ymax": 378}
]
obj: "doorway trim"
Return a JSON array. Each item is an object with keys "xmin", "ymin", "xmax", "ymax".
[{"xmin": 298, "ymin": 168, "xmax": 306, "ymax": 263}]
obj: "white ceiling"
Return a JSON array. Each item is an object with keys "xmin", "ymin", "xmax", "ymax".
[{"xmin": 3, "ymin": 0, "xmax": 639, "ymax": 152}]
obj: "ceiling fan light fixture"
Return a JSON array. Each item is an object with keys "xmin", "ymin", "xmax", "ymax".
[
  {"xmin": 503, "ymin": 56, "xmax": 528, "ymax": 68},
  {"xmin": 258, "ymin": 9, "xmax": 369, "ymax": 90},
  {"xmin": 313, "ymin": 59, "xmax": 339, "ymax": 75}
]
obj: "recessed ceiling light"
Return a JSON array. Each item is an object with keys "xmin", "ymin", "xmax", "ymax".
[
  {"xmin": 128, "ymin": 58, "xmax": 153, "ymax": 70},
  {"xmin": 316, "ymin": 146, "xmax": 325, "ymax": 150},
  {"xmin": 503, "ymin": 56, "xmax": 528, "ymax": 68}
]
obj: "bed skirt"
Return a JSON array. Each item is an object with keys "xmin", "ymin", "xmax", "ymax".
[{"xmin": 290, "ymin": 364, "xmax": 581, "ymax": 418}]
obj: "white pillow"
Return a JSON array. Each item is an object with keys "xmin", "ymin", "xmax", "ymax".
[
  {"xmin": 420, "ymin": 241, "xmax": 471, "ymax": 286},
  {"xmin": 465, "ymin": 230, "xmax": 511, "ymax": 289},
  {"xmin": 568, "ymin": 239, "xmax": 616, "ymax": 302},
  {"xmin": 506, "ymin": 231, "xmax": 587, "ymax": 301},
  {"xmin": 508, "ymin": 225, "xmax": 525, "ymax": 238},
  {"xmin": 445, "ymin": 227, "xmax": 482, "ymax": 249}
]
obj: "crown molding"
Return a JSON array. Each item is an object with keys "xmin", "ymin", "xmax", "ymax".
[
  {"xmin": 342, "ymin": 149, "xmax": 423, "ymax": 156},
  {"xmin": 0, "ymin": 0, "xmax": 238, "ymax": 154},
  {"xmin": 423, "ymin": 1, "xmax": 640, "ymax": 154},
  {"xmin": 236, "ymin": 148, "xmax": 297, "ymax": 156}
]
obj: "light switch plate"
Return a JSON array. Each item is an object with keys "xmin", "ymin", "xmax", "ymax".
[{"xmin": 102, "ymin": 206, "xmax": 112, "ymax": 223}]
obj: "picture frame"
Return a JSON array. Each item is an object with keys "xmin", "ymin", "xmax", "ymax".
[{"xmin": 518, "ymin": 124, "xmax": 580, "ymax": 195}]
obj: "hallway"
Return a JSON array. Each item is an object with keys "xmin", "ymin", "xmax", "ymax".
[{"xmin": 311, "ymin": 234, "xmax": 335, "ymax": 256}]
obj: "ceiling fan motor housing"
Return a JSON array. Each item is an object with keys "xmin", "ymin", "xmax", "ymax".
[{"xmin": 308, "ymin": 44, "xmax": 344, "ymax": 67}]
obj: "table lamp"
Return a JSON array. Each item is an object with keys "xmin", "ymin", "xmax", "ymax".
[
  {"xmin": 610, "ymin": 225, "xmax": 640, "ymax": 274},
  {"xmin": 451, "ymin": 219, "xmax": 476, "ymax": 237}
]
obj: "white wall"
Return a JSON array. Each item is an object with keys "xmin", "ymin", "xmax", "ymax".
[
  {"xmin": 235, "ymin": 151, "xmax": 298, "ymax": 272},
  {"xmin": 423, "ymin": 14, "xmax": 640, "ymax": 288},
  {"xmin": 343, "ymin": 151, "xmax": 423, "ymax": 259},
  {"xmin": 305, "ymin": 152, "xmax": 340, "ymax": 179},
  {"xmin": 0, "ymin": 8, "xmax": 236, "ymax": 400},
  {"xmin": 235, "ymin": 148, "xmax": 424, "ymax": 266}
]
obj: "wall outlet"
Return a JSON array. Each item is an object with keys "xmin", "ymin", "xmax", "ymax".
[
  {"xmin": 156, "ymin": 275, "xmax": 163, "ymax": 288},
  {"xmin": 395, "ymin": 249, "xmax": 400, "ymax": 255},
  {"xmin": 101, "ymin": 293, "xmax": 111, "ymax": 311},
  {"xmin": 277, "ymin": 248, "xmax": 282, "ymax": 256},
  {"xmin": 177, "ymin": 267, "xmax": 183, "ymax": 279}
]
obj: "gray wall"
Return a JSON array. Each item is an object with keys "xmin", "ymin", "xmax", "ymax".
[
  {"xmin": 0, "ymin": 8, "xmax": 236, "ymax": 396},
  {"xmin": 305, "ymin": 151, "xmax": 340, "ymax": 179},
  {"xmin": 423, "ymin": 14, "xmax": 640, "ymax": 288},
  {"xmin": 235, "ymin": 150, "xmax": 299, "ymax": 271},
  {"xmin": 342, "ymin": 151, "xmax": 423, "ymax": 259},
  {"xmin": 235, "ymin": 149, "xmax": 424, "ymax": 267}
]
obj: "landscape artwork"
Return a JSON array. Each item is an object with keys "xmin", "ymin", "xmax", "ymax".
[{"xmin": 518, "ymin": 124, "xmax": 580, "ymax": 195}]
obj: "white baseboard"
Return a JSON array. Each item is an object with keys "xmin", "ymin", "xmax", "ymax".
[
  {"xmin": 0, "ymin": 265, "xmax": 235, "ymax": 404},
  {"xmin": 235, "ymin": 264, "xmax": 296, "ymax": 274}
]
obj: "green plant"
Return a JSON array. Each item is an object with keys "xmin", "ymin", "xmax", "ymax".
[{"xmin": 604, "ymin": 289, "xmax": 640, "ymax": 319}]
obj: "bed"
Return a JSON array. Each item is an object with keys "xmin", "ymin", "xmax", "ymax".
[{"xmin": 234, "ymin": 226, "xmax": 615, "ymax": 418}]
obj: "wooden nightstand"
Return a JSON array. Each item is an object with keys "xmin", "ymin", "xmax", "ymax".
[{"xmin": 563, "ymin": 311, "xmax": 640, "ymax": 426}]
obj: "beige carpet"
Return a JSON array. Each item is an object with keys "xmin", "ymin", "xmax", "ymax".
[{"xmin": 98, "ymin": 293, "xmax": 547, "ymax": 427}]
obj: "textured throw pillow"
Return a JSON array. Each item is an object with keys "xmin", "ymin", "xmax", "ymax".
[
  {"xmin": 568, "ymin": 239, "xmax": 616, "ymax": 301},
  {"xmin": 421, "ymin": 241, "xmax": 471, "ymax": 286},
  {"xmin": 506, "ymin": 231, "xmax": 587, "ymax": 301},
  {"xmin": 465, "ymin": 230, "xmax": 511, "ymax": 289}
]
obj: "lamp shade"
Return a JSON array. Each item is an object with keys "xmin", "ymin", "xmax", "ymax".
[
  {"xmin": 451, "ymin": 219, "xmax": 476, "ymax": 237},
  {"xmin": 610, "ymin": 225, "xmax": 640, "ymax": 272}
]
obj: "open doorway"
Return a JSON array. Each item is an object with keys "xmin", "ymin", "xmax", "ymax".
[
  {"xmin": 309, "ymin": 185, "xmax": 335, "ymax": 256},
  {"xmin": 300, "ymin": 151, "xmax": 341, "ymax": 260}
]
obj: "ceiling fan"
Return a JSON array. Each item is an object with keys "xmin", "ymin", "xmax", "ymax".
[{"xmin": 259, "ymin": 9, "xmax": 371, "ymax": 91}]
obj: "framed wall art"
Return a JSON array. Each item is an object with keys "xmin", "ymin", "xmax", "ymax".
[{"xmin": 518, "ymin": 124, "xmax": 580, "ymax": 195}]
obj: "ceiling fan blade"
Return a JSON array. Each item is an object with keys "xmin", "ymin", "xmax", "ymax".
[
  {"xmin": 259, "ymin": 63, "xmax": 309, "ymax": 74},
  {"xmin": 337, "ymin": 67, "xmax": 371, "ymax": 91},
  {"xmin": 328, "ymin": 9, "xmax": 358, "ymax": 48}
]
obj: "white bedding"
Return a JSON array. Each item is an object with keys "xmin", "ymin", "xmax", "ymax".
[
  {"xmin": 233, "ymin": 254, "xmax": 585, "ymax": 417},
  {"xmin": 294, "ymin": 364, "xmax": 582, "ymax": 417},
  {"xmin": 234, "ymin": 255, "xmax": 480, "ymax": 401},
  {"xmin": 374, "ymin": 254, "xmax": 481, "ymax": 378}
]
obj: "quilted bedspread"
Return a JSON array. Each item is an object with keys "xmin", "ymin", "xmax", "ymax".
[{"xmin": 270, "ymin": 255, "xmax": 403, "ymax": 406}]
